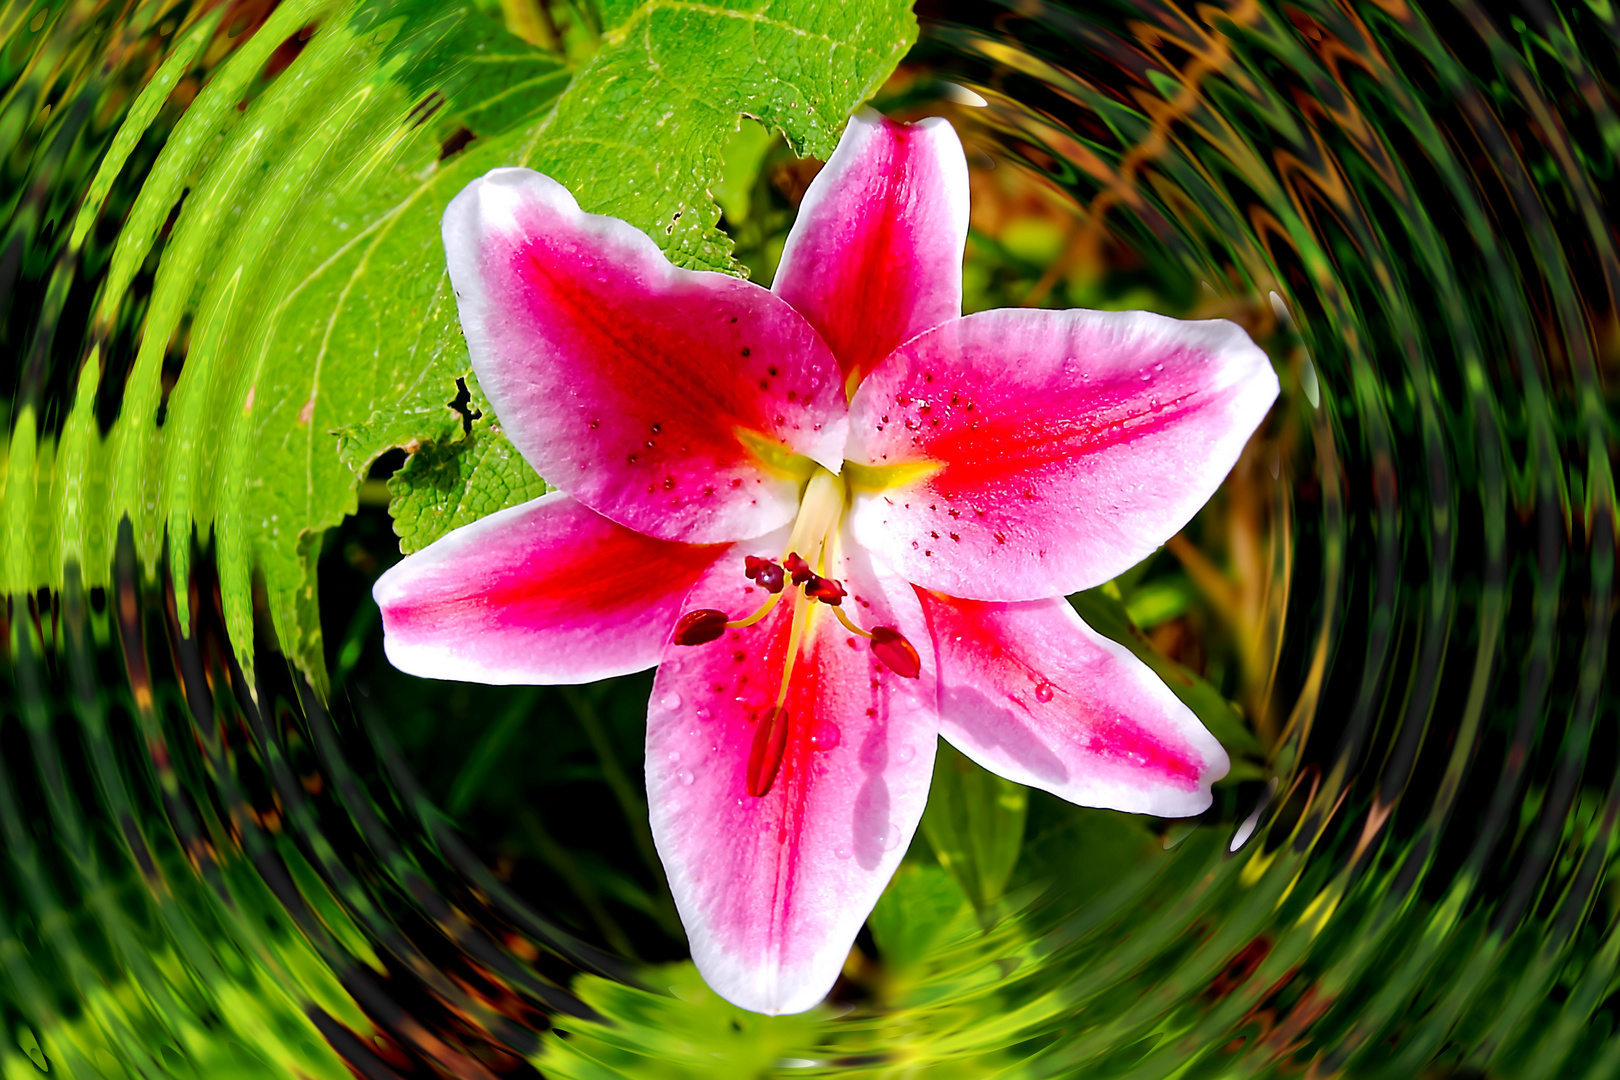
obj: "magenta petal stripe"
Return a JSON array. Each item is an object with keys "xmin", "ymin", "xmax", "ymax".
[
  {"xmin": 918, "ymin": 591, "xmax": 1228, "ymax": 816},
  {"xmin": 646, "ymin": 528, "xmax": 938, "ymax": 1014},
  {"xmin": 442, "ymin": 168, "xmax": 849, "ymax": 546},
  {"xmin": 773, "ymin": 109, "xmax": 969, "ymax": 392},
  {"xmin": 373, "ymin": 492, "xmax": 727, "ymax": 685},
  {"xmin": 367, "ymin": 111, "xmax": 1281, "ymax": 1020},
  {"xmin": 847, "ymin": 307, "xmax": 1280, "ymax": 600}
]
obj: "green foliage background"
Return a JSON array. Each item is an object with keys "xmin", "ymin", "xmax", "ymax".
[
  {"xmin": 0, "ymin": 0, "xmax": 1270, "ymax": 1073},
  {"xmin": 1, "ymin": 0, "xmax": 916, "ymax": 693}
]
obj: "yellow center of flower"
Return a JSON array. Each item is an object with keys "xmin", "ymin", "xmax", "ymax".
[
  {"xmin": 670, "ymin": 466, "xmax": 922, "ymax": 797},
  {"xmin": 786, "ymin": 467, "xmax": 847, "ymax": 574}
]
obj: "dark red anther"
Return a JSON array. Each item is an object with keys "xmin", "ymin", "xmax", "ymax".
[
  {"xmin": 870, "ymin": 627, "xmax": 921, "ymax": 679},
  {"xmin": 756, "ymin": 562, "xmax": 785, "ymax": 593},
  {"xmin": 673, "ymin": 609, "xmax": 728, "ymax": 645},
  {"xmin": 744, "ymin": 555, "xmax": 786, "ymax": 594},
  {"xmin": 803, "ymin": 574, "xmax": 846, "ymax": 606},
  {"xmin": 783, "ymin": 552, "xmax": 814, "ymax": 585},
  {"xmin": 746, "ymin": 705, "xmax": 791, "ymax": 797}
]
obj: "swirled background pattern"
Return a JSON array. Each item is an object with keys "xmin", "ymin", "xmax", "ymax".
[{"xmin": 2, "ymin": 0, "xmax": 1617, "ymax": 1075}]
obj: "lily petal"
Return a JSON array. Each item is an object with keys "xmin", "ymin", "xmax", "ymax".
[
  {"xmin": 773, "ymin": 109, "xmax": 969, "ymax": 391},
  {"xmin": 443, "ymin": 168, "xmax": 848, "ymax": 545},
  {"xmin": 647, "ymin": 528, "xmax": 938, "ymax": 1014},
  {"xmin": 374, "ymin": 492, "xmax": 726, "ymax": 684},
  {"xmin": 847, "ymin": 308, "xmax": 1278, "ymax": 599},
  {"xmin": 919, "ymin": 591, "xmax": 1228, "ymax": 816}
]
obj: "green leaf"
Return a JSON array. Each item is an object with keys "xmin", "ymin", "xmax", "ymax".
[
  {"xmin": 68, "ymin": 0, "xmax": 916, "ymax": 692},
  {"xmin": 79, "ymin": 0, "xmax": 568, "ymax": 681},
  {"xmin": 542, "ymin": 962, "xmax": 827, "ymax": 1078},
  {"xmin": 1008, "ymin": 794, "xmax": 1162, "ymax": 908},
  {"xmin": 711, "ymin": 117, "xmax": 775, "ymax": 225},
  {"xmin": 385, "ymin": 406, "xmax": 550, "ymax": 555},
  {"xmin": 1122, "ymin": 574, "xmax": 1194, "ymax": 629},
  {"xmin": 866, "ymin": 862, "xmax": 976, "ymax": 975},
  {"xmin": 522, "ymin": 0, "xmax": 917, "ymax": 271},
  {"xmin": 919, "ymin": 741, "xmax": 1029, "ymax": 914}
]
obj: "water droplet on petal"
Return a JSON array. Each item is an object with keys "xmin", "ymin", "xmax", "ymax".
[
  {"xmin": 810, "ymin": 720, "xmax": 841, "ymax": 751},
  {"xmin": 661, "ymin": 692, "xmax": 683, "ymax": 710},
  {"xmin": 880, "ymin": 824, "xmax": 902, "ymax": 851},
  {"xmin": 696, "ymin": 707, "xmax": 711, "ymax": 721},
  {"xmin": 667, "ymin": 751, "xmax": 681, "ymax": 764},
  {"xmin": 1034, "ymin": 681, "xmax": 1055, "ymax": 703},
  {"xmin": 896, "ymin": 744, "xmax": 915, "ymax": 764},
  {"xmin": 835, "ymin": 844, "xmax": 852, "ymax": 860},
  {"xmin": 678, "ymin": 769, "xmax": 695, "ymax": 786}
]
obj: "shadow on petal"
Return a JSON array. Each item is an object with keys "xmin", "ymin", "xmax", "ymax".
[
  {"xmin": 852, "ymin": 696, "xmax": 894, "ymax": 871},
  {"xmin": 939, "ymin": 683, "xmax": 1071, "ymax": 788}
]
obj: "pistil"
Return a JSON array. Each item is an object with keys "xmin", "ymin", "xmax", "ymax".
[{"xmin": 670, "ymin": 466, "xmax": 924, "ymax": 796}]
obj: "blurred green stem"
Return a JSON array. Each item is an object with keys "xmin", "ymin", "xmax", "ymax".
[
  {"xmin": 517, "ymin": 808, "xmax": 638, "ymax": 959},
  {"xmin": 497, "ymin": 0, "xmax": 560, "ymax": 52},
  {"xmin": 559, "ymin": 686, "xmax": 683, "ymax": 940},
  {"xmin": 446, "ymin": 687, "xmax": 541, "ymax": 818},
  {"xmin": 920, "ymin": 741, "xmax": 1028, "ymax": 918}
]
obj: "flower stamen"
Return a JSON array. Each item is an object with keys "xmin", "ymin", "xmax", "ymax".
[
  {"xmin": 673, "ymin": 609, "xmax": 729, "ymax": 645},
  {"xmin": 831, "ymin": 607, "xmax": 921, "ymax": 679},
  {"xmin": 802, "ymin": 571, "xmax": 846, "ymax": 605},
  {"xmin": 775, "ymin": 589, "xmax": 811, "ymax": 707},
  {"xmin": 726, "ymin": 587, "xmax": 788, "ymax": 630},
  {"xmin": 784, "ymin": 551, "xmax": 814, "ymax": 584},
  {"xmin": 673, "ymin": 465, "xmax": 916, "ymax": 796},
  {"xmin": 870, "ymin": 626, "xmax": 921, "ymax": 679},
  {"xmin": 746, "ymin": 704, "xmax": 791, "ymax": 797},
  {"xmin": 831, "ymin": 606, "xmax": 870, "ymax": 638},
  {"xmin": 744, "ymin": 555, "xmax": 786, "ymax": 593}
]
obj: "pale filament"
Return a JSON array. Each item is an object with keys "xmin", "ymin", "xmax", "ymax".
[
  {"xmin": 727, "ymin": 466, "xmax": 849, "ymax": 633},
  {"xmin": 669, "ymin": 466, "xmax": 917, "ymax": 801},
  {"xmin": 785, "ymin": 467, "xmax": 848, "ymax": 572},
  {"xmin": 770, "ymin": 466, "xmax": 848, "ymax": 704}
]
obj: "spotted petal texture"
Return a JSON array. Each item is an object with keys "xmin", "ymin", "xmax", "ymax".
[
  {"xmin": 378, "ymin": 108, "xmax": 1279, "ymax": 1020},
  {"xmin": 646, "ymin": 529, "xmax": 937, "ymax": 1014},
  {"xmin": 919, "ymin": 591, "xmax": 1227, "ymax": 816},
  {"xmin": 443, "ymin": 168, "xmax": 848, "ymax": 545},
  {"xmin": 374, "ymin": 492, "xmax": 725, "ymax": 685},
  {"xmin": 847, "ymin": 307, "xmax": 1279, "ymax": 600}
]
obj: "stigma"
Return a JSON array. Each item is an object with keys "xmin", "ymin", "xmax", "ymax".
[{"xmin": 670, "ymin": 466, "xmax": 923, "ymax": 796}]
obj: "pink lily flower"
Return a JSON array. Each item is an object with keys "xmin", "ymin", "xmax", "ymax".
[{"xmin": 373, "ymin": 109, "xmax": 1279, "ymax": 1015}]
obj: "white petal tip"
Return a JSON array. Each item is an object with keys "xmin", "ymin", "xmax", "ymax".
[{"xmin": 941, "ymin": 82, "xmax": 988, "ymax": 107}]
